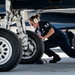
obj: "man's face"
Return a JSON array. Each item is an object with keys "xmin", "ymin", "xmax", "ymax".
[{"xmin": 29, "ymin": 21, "xmax": 38, "ymax": 28}]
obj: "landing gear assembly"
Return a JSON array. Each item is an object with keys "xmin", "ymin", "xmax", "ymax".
[{"xmin": 0, "ymin": 0, "xmax": 44, "ymax": 71}]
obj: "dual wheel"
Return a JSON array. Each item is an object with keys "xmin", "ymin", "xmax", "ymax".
[
  {"xmin": 20, "ymin": 30, "xmax": 44, "ymax": 64},
  {"xmin": 0, "ymin": 29, "xmax": 44, "ymax": 71}
]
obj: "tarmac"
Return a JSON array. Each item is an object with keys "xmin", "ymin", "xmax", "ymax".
[{"xmin": 0, "ymin": 48, "xmax": 75, "ymax": 75}]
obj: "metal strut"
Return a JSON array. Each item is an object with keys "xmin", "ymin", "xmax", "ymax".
[{"xmin": 14, "ymin": 10, "xmax": 28, "ymax": 50}]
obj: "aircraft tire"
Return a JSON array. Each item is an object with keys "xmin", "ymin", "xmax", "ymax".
[
  {"xmin": 0, "ymin": 28, "xmax": 22, "ymax": 71},
  {"xmin": 20, "ymin": 30, "xmax": 44, "ymax": 64}
]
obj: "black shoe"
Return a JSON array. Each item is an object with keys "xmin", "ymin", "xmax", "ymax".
[
  {"xmin": 36, "ymin": 59, "xmax": 48, "ymax": 64},
  {"xmin": 36, "ymin": 59, "xmax": 44, "ymax": 64},
  {"xmin": 49, "ymin": 55, "xmax": 61, "ymax": 63}
]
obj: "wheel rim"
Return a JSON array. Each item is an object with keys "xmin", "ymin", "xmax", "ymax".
[
  {"xmin": 22, "ymin": 37, "xmax": 37, "ymax": 59},
  {"xmin": 0, "ymin": 37, "xmax": 12, "ymax": 65}
]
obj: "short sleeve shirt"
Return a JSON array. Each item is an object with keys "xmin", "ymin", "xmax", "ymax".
[{"xmin": 35, "ymin": 21, "xmax": 61, "ymax": 40}]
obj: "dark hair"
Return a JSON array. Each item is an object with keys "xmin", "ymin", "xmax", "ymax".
[{"xmin": 29, "ymin": 14, "xmax": 40, "ymax": 21}]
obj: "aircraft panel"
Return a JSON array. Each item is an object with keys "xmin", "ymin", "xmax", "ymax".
[{"xmin": 11, "ymin": 0, "xmax": 75, "ymax": 9}]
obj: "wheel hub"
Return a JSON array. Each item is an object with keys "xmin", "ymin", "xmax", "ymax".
[
  {"xmin": 0, "ymin": 37, "xmax": 12, "ymax": 65},
  {"xmin": 22, "ymin": 37, "xmax": 37, "ymax": 59}
]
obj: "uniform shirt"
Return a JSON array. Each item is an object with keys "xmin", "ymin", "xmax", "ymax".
[{"xmin": 35, "ymin": 21, "xmax": 62, "ymax": 40}]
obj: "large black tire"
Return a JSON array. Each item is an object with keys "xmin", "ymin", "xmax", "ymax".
[
  {"xmin": 20, "ymin": 30, "xmax": 44, "ymax": 64},
  {"xmin": 0, "ymin": 28, "xmax": 22, "ymax": 71}
]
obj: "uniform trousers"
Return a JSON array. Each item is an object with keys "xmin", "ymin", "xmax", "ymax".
[{"xmin": 44, "ymin": 33, "xmax": 75, "ymax": 58}]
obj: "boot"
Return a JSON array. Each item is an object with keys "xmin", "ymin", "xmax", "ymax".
[{"xmin": 49, "ymin": 55, "xmax": 61, "ymax": 63}]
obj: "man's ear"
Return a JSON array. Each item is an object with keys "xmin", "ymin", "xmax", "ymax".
[{"xmin": 33, "ymin": 18, "xmax": 39, "ymax": 23}]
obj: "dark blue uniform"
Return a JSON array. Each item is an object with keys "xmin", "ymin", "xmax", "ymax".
[{"xmin": 35, "ymin": 21, "xmax": 75, "ymax": 58}]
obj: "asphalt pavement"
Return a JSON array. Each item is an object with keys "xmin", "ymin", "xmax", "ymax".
[{"xmin": 0, "ymin": 50, "xmax": 75, "ymax": 75}]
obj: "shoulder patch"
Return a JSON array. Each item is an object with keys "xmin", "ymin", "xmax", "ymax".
[{"xmin": 44, "ymin": 23, "xmax": 49, "ymax": 27}]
